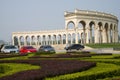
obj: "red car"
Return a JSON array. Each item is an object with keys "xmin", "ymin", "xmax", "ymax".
[{"xmin": 19, "ymin": 46, "xmax": 37, "ymax": 54}]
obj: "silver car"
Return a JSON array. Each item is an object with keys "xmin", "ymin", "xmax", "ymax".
[
  {"xmin": 1, "ymin": 45, "xmax": 19, "ymax": 53},
  {"xmin": 38, "ymin": 45, "xmax": 55, "ymax": 53}
]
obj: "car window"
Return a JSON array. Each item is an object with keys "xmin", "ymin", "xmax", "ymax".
[
  {"xmin": 26, "ymin": 46, "xmax": 34, "ymax": 49},
  {"xmin": 43, "ymin": 46, "xmax": 52, "ymax": 48},
  {"xmin": 5, "ymin": 46, "xmax": 16, "ymax": 49}
]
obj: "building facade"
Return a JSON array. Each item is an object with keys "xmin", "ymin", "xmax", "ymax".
[{"xmin": 12, "ymin": 9, "xmax": 119, "ymax": 48}]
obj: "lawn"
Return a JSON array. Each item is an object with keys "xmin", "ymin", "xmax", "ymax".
[{"xmin": 86, "ymin": 43, "xmax": 120, "ymax": 48}]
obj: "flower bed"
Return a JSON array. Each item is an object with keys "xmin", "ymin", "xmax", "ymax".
[{"xmin": 0, "ymin": 60, "xmax": 96, "ymax": 80}]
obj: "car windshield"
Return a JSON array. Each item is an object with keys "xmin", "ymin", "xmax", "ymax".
[
  {"xmin": 25, "ymin": 46, "xmax": 34, "ymax": 49},
  {"xmin": 5, "ymin": 46, "xmax": 16, "ymax": 49},
  {"xmin": 44, "ymin": 46, "xmax": 52, "ymax": 48}
]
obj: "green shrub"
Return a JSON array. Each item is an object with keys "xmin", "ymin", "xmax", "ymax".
[
  {"xmin": 45, "ymin": 63, "xmax": 120, "ymax": 80},
  {"xmin": 0, "ymin": 63, "xmax": 40, "ymax": 78},
  {"xmin": 35, "ymin": 52, "xmax": 55, "ymax": 55},
  {"xmin": 0, "ymin": 65, "xmax": 11, "ymax": 73},
  {"xmin": 86, "ymin": 43, "xmax": 120, "ymax": 48}
]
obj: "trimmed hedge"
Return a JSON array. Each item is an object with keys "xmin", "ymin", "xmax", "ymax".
[
  {"xmin": 0, "ymin": 63, "xmax": 40, "ymax": 78},
  {"xmin": 29, "ymin": 53, "xmax": 91, "ymax": 58},
  {"xmin": 0, "ymin": 65, "xmax": 11, "ymax": 73},
  {"xmin": 0, "ymin": 60, "xmax": 96, "ymax": 80},
  {"xmin": 45, "ymin": 63, "xmax": 120, "ymax": 80},
  {"xmin": 0, "ymin": 53, "xmax": 28, "ymax": 59}
]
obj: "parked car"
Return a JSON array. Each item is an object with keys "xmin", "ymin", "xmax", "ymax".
[
  {"xmin": 19, "ymin": 46, "xmax": 37, "ymax": 54},
  {"xmin": 1, "ymin": 45, "xmax": 19, "ymax": 53},
  {"xmin": 64, "ymin": 44, "xmax": 84, "ymax": 51},
  {"xmin": 38, "ymin": 45, "xmax": 55, "ymax": 53}
]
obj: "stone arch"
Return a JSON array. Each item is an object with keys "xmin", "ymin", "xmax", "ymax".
[
  {"xmin": 67, "ymin": 21, "xmax": 75, "ymax": 29},
  {"xmin": 19, "ymin": 36, "xmax": 24, "ymax": 46},
  {"xmin": 53, "ymin": 35, "xmax": 57, "ymax": 45},
  {"xmin": 104, "ymin": 23, "xmax": 109, "ymax": 43},
  {"xmin": 78, "ymin": 20, "xmax": 86, "ymax": 29},
  {"xmin": 47, "ymin": 35, "xmax": 51, "ymax": 45},
  {"xmin": 77, "ymin": 33, "xmax": 81, "ymax": 43},
  {"xmin": 81, "ymin": 32, "xmax": 84, "ymax": 44},
  {"xmin": 72, "ymin": 33, "xmax": 76, "ymax": 44},
  {"xmin": 13, "ymin": 36, "xmax": 19, "ymax": 46},
  {"xmin": 98, "ymin": 22, "xmax": 103, "ymax": 43},
  {"xmin": 114, "ymin": 24, "xmax": 117, "ymax": 31},
  {"xmin": 31, "ymin": 36, "xmax": 36, "ymax": 45},
  {"xmin": 26, "ymin": 36, "xmax": 30, "ymax": 45},
  {"xmin": 68, "ymin": 33, "xmax": 71, "ymax": 44},
  {"xmin": 63, "ymin": 34, "xmax": 66, "ymax": 44},
  {"xmin": 79, "ymin": 21, "xmax": 86, "ymax": 44},
  {"xmin": 110, "ymin": 24, "xmax": 113, "ymax": 43},
  {"xmin": 37, "ymin": 35, "xmax": 41, "ymax": 45},
  {"xmin": 57, "ymin": 34, "xmax": 62, "ymax": 44},
  {"xmin": 89, "ymin": 21, "xmax": 95, "ymax": 43},
  {"xmin": 79, "ymin": 21, "xmax": 86, "ymax": 29},
  {"xmin": 42, "ymin": 35, "xmax": 46, "ymax": 45}
]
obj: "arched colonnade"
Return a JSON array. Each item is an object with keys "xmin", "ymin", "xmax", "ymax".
[{"xmin": 12, "ymin": 9, "xmax": 119, "ymax": 48}]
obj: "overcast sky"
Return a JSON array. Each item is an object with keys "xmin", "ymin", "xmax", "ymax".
[{"xmin": 0, "ymin": 0, "xmax": 120, "ymax": 42}]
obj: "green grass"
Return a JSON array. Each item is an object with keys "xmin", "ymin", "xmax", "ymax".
[
  {"xmin": 0, "ymin": 63, "xmax": 40, "ymax": 78},
  {"xmin": 86, "ymin": 43, "xmax": 120, "ymax": 48},
  {"xmin": 0, "ymin": 53, "xmax": 35, "ymax": 60}
]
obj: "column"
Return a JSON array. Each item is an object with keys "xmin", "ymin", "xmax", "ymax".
[
  {"xmin": 24, "ymin": 36, "xmax": 27, "ymax": 46},
  {"xmin": 18, "ymin": 36, "xmax": 20, "ymax": 47},
  {"xmin": 99, "ymin": 30, "xmax": 102, "ymax": 43},
  {"xmin": 61, "ymin": 36, "xmax": 63, "ymax": 44},
  {"xmin": 95, "ymin": 27, "xmax": 99, "ymax": 43},
  {"xmin": 30, "ymin": 36, "xmax": 32, "ymax": 46},
  {"xmin": 112, "ymin": 30, "xmax": 115, "ymax": 43},
  {"xmin": 66, "ymin": 30, "xmax": 68, "ymax": 44},
  {"xmin": 115, "ymin": 30, "xmax": 118, "ymax": 43},
  {"xmin": 51, "ymin": 36, "xmax": 53, "ymax": 45},
  {"xmin": 56, "ymin": 36, "xmax": 58, "ymax": 45},
  {"xmin": 83, "ymin": 29, "xmax": 86, "ymax": 44},
  {"xmin": 102, "ymin": 29, "xmax": 107, "ymax": 43},
  {"xmin": 75, "ymin": 29, "xmax": 78, "ymax": 44},
  {"xmin": 108, "ymin": 29, "xmax": 111, "ymax": 43},
  {"xmin": 86, "ymin": 28, "xmax": 90, "ymax": 44}
]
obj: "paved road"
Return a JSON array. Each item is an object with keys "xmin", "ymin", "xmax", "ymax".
[{"xmin": 55, "ymin": 46, "xmax": 120, "ymax": 54}]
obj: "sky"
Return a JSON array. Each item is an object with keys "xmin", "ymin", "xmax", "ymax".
[{"xmin": 0, "ymin": 0, "xmax": 120, "ymax": 42}]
